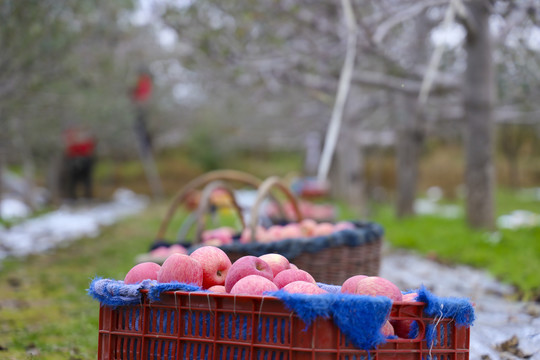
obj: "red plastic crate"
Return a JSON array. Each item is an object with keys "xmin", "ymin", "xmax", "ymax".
[{"xmin": 98, "ymin": 290, "xmax": 470, "ymax": 360}]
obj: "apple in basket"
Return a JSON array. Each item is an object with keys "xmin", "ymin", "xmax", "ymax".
[
  {"xmin": 282, "ymin": 281, "xmax": 328, "ymax": 295},
  {"xmin": 201, "ymin": 227, "xmax": 235, "ymax": 245},
  {"xmin": 333, "ymin": 221, "xmax": 355, "ymax": 232},
  {"xmin": 259, "ymin": 253, "xmax": 290, "ymax": 277},
  {"xmin": 124, "ymin": 262, "xmax": 161, "ymax": 284},
  {"xmin": 190, "ymin": 246, "xmax": 232, "ymax": 289},
  {"xmin": 273, "ymin": 269, "xmax": 316, "ymax": 289},
  {"xmin": 299, "ymin": 218, "xmax": 318, "ymax": 237},
  {"xmin": 312, "ymin": 222, "xmax": 335, "ymax": 236},
  {"xmin": 224, "ymin": 256, "xmax": 274, "ymax": 293},
  {"xmin": 350, "ymin": 276, "xmax": 403, "ymax": 302},
  {"xmin": 240, "ymin": 225, "xmax": 267, "ymax": 244},
  {"xmin": 280, "ymin": 224, "xmax": 304, "ymax": 239},
  {"xmin": 229, "ymin": 275, "xmax": 279, "ymax": 295},
  {"xmin": 157, "ymin": 253, "xmax": 203, "ymax": 286}
]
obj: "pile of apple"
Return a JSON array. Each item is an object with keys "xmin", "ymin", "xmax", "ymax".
[
  {"xmin": 124, "ymin": 245, "xmax": 418, "ymax": 339},
  {"xmin": 200, "ymin": 219, "xmax": 356, "ymax": 246}
]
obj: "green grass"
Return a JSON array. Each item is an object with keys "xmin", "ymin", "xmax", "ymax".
[{"xmin": 0, "ymin": 204, "xmax": 167, "ymax": 359}]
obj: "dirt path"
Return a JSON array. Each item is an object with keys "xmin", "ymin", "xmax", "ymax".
[{"xmin": 380, "ymin": 247, "xmax": 540, "ymax": 360}]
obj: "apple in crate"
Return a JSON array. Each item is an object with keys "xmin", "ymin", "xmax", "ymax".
[
  {"xmin": 340, "ymin": 275, "xmax": 368, "ymax": 294},
  {"xmin": 224, "ymin": 256, "xmax": 274, "ymax": 293},
  {"xmin": 282, "ymin": 281, "xmax": 328, "ymax": 294},
  {"xmin": 157, "ymin": 253, "xmax": 203, "ymax": 286},
  {"xmin": 190, "ymin": 246, "xmax": 232, "ymax": 289},
  {"xmin": 124, "ymin": 262, "xmax": 161, "ymax": 284},
  {"xmin": 208, "ymin": 285, "xmax": 227, "ymax": 293},
  {"xmin": 230, "ymin": 275, "xmax": 279, "ymax": 295},
  {"xmin": 351, "ymin": 276, "xmax": 403, "ymax": 302},
  {"xmin": 259, "ymin": 253, "xmax": 290, "ymax": 277},
  {"xmin": 391, "ymin": 292, "xmax": 419, "ymax": 338},
  {"xmin": 381, "ymin": 320, "xmax": 395, "ymax": 337},
  {"xmin": 273, "ymin": 269, "xmax": 316, "ymax": 289}
]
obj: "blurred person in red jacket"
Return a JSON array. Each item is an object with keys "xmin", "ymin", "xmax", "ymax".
[{"xmin": 62, "ymin": 124, "xmax": 96, "ymax": 201}]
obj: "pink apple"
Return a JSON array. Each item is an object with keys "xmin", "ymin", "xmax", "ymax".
[
  {"xmin": 124, "ymin": 262, "xmax": 161, "ymax": 284},
  {"xmin": 333, "ymin": 221, "xmax": 355, "ymax": 232},
  {"xmin": 208, "ymin": 285, "xmax": 227, "ymax": 293},
  {"xmin": 289, "ymin": 263, "xmax": 298, "ymax": 270},
  {"xmin": 282, "ymin": 281, "xmax": 328, "ymax": 294},
  {"xmin": 229, "ymin": 275, "xmax": 279, "ymax": 295},
  {"xmin": 240, "ymin": 226, "xmax": 266, "ymax": 243},
  {"xmin": 168, "ymin": 244, "xmax": 188, "ymax": 255},
  {"xmin": 313, "ymin": 222, "xmax": 335, "ymax": 236},
  {"xmin": 202, "ymin": 227, "xmax": 235, "ymax": 245},
  {"xmin": 353, "ymin": 276, "xmax": 403, "ymax": 302},
  {"xmin": 340, "ymin": 275, "xmax": 369, "ymax": 294},
  {"xmin": 273, "ymin": 269, "xmax": 316, "ymax": 289},
  {"xmin": 265, "ymin": 225, "xmax": 284, "ymax": 241},
  {"xmin": 402, "ymin": 292, "xmax": 418, "ymax": 302},
  {"xmin": 259, "ymin": 253, "xmax": 290, "ymax": 277},
  {"xmin": 150, "ymin": 246, "xmax": 170, "ymax": 259},
  {"xmin": 280, "ymin": 224, "xmax": 304, "ymax": 239},
  {"xmin": 190, "ymin": 246, "xmax": 232, "ymax": 289},
  {"xmin": 381, "ymin": 320, "xmax": 395, "ymax": 337},
  {"xmin": 157, "ymin": 253, "xmax": 203, "ymax": 286},
  {"xmin": 224, "ymin": 256, "xmax": 274, "ymax": 293},
  {"xmin": 299, "ymin": 218, "xmax": 318, "ymax": 237}
]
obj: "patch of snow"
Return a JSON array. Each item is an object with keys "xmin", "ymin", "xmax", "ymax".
[
  {"xmin": 497, "ymin": 210, "xmax": 540, "ymax": 229},
  {"xmin": 0, "ymin": 189, "xmax": 149, "ymax": 262},
  {"xmin": 1, "ymin": 197, "xmax": 31, "ymax": 220}
]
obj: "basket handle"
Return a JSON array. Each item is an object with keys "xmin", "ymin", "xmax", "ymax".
[
  {"xmin": 192, "ymin": 180, "xmax": 246, "ymax": 244},
  {"xmin": 155, "ymin": 170, "xmax": 263, "ymax": 241},
  {"xmin": 248, "ymin": 176, "xmax": 303, "ymax": 243}
]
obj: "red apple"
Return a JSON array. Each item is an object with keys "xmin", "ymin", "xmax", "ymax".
[
  {"xmin": 149, "ymin": 246, "xmax": 170, "ymax": 259},
  {"xmin": 259, "ymin": 253, "xmax": 290, "ymax": 277},
  {"xmin": 273, "ymin": 269, "xmax": 316, "ymax": 289},
  {"xmin": 208, "ymin": 285, "xmax": 227, "ymax": 293},
  {"xmin": 391, "ymin": 292, "xmax": 418, "ymax": 338},
  {"xmin": 313, "ymin": 222, "xmax": 335, "ymax": 236},
  {"xmin": 168, "ymin": 244, "xmax": 188, "ymax": 255},
  {"xmin": 340, "ymin": 275, "xmax": 368, "ymax": 294},
  {"xmin": 157, "ymin": 253, "xmax": 203, "ymax": 286},
  {"xmin": 353, "ymin": 276, "xmax": 403, "ymax": 302},
  {"xmin": 282, "ymin": 281, "xmax": 328, "ymax": 294},
  {"xmin": 124, "ymin": 262, "xmax": 161, "ymax": 284},
  {"xmin": 381, "ymin": 320, "xmax": 395, "ymax": 337},
  {"xmin": 402, "ymin": 292, "xmax": 418, "ymax": 302},
  {"xmin": 280, "ymin": 224, "xmax": 303, "ymax": 239},
  {"xmin": 190, "ymin": 246, "xmax": 232, "ymax": 289},
  {"xmin": 224, "ymin": 256, "xmax": 274, "ymax": 293},
  {"xmin": 240, "ymin": 226, "xmax": 266, "ymax": 243},
  {"xmin": 229, "ymin": 275, "xmax": 279, "ymax": 295},
  {"xmin": 299, "ymin": 218, "xmax": 318, "ymax": 237},
  {"xmin": 333, "ymin": 221, "xmax": 355, "ymax": 232},
  {"xmin": 265, "ymin": 225, "xmax": 284, "ymax": 241}
]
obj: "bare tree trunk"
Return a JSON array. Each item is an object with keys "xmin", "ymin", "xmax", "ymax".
[
  {"xmin": 464, "ymin": 0, "xmax": 495, "ymax": 229},
  {"xmin": 332, "ymin": 127, "xmax": 367, "ymax": 218},
  {"xmin": 394, "ymin": 93, "xmax": 424, "ymax": 218}
]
